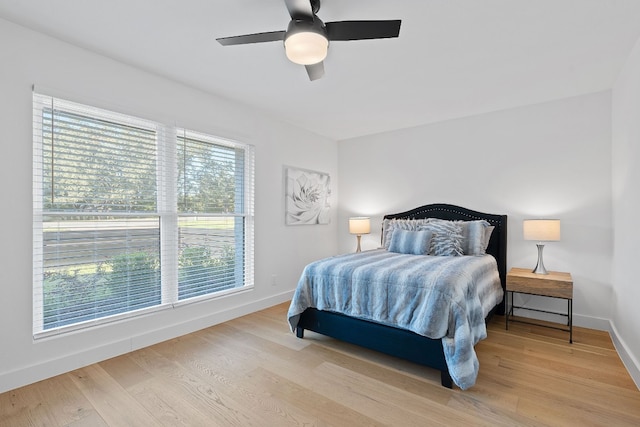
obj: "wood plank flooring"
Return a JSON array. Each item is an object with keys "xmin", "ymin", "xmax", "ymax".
[{"xmin": 1, "ymin": 303, "xmax": 639, "ymax": 426}]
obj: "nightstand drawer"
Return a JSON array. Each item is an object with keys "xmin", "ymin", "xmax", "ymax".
[{"xmin": 506, "ymin": 268, "xmax": 572, "ymax": 299}]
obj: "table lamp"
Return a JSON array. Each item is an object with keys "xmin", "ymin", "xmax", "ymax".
[
  {"xmin": 523, "ymin": 219, "xmax": 561, "ymax": 274},
  {"xmin": 349, "ymin": 217, "xmax": 371, "ymax": 253}
]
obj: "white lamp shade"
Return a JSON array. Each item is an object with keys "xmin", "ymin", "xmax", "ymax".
[
  {"xmin": 523, "ymin": 219, "xmax": 561, "ymax": 241},
  {"xmin": 349, "ymin": 217, "xmax": 371, "ymax": 235},
  {"xmin": 284, "ymin": 32, "xmax": 328, "ymax": 65}
]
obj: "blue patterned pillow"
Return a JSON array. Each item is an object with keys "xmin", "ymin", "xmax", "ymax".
[
  {"xmin": 388, "ymin": 229, "xmax": 433, "ymax": 255},
  {"xmin": 382, "ymin": 218, "xmax": 431, "ymax": 250},
  {"xmin": 458, "ymin": 220, "xmax": 492, "ymax": 255},
  {"xmin": 419, "ymin": 221, "xmax": 463, "ymax": 256}
]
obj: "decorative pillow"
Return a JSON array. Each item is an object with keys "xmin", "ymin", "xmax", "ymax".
[
  {"xmin": 382, "ymin": 218, "xmax": 431, "ymax": 250},
  {"xmin": 388, "ymin": 229, "xmax": 433, "ymax": 255},
  {"xmin": 383, "ymin": 217, "xmax": 491, "ymax": 255},
  {"xmin": 426, "ymin": 219, "xmax": 492, "ymax": 256},
  {"xmin": 459, "ymin": 220, "xmax": 492, "ymax": 256},
  {"xmin": 419, "ymin": 221, "xmax": 463, "ymax": 256},
  {"xmin": 483, "ymin": 225, "xmax": 495, "ymax": 252}
]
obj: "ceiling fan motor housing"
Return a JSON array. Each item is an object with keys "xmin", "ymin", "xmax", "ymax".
[{"xmin": 284, "ymin": 17, "xmax": 329, "ymax": 65}]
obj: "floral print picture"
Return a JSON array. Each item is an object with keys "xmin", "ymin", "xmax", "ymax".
[{"xmin": 285, "ymin": 166, "xmax": 331, "ymax": 225}]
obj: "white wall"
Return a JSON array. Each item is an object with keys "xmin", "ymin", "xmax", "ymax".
[
  {"xmin": 612, "ymin": 36, "xmax": 640, "ymax": 387},
  {"xmin": 0, "ymin": 18, "xmax": 338, "ymax": 393},
  {"xmin": 338, "ymin": 92, "xmax": 613, "ymax": 329}
]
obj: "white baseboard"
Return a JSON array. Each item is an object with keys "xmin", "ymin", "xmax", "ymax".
[
  {"xmin": 609, "ymin": 320, "xmax": 640, "ymax": 390},
  {"xmin": 509, "ymin": 309, "xmax": 610, "ymax": 331},
  {"xmin": 0, "ymin": 290, "xmax": 294, "ymax": 394},
  {"xmin": 573, "ymin": 313, "xmax": 611, "ymax": 331}
]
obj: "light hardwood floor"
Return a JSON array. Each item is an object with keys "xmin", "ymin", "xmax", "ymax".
[{"xmin": 1, "ymin": 303, "xmax": 639, "ymax": 426}]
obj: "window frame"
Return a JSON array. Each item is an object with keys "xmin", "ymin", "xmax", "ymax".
[{"xmin": 32, "ymin": 93, "xmax": 255, "ymax": 339}]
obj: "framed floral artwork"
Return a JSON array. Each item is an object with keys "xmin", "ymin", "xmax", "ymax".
[{"xmin": 285, "ymin": 166, "xmax": 331, "ymax": 225}]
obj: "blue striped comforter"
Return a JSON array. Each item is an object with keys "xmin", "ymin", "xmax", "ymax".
[{"xmin": 287, "ymin": 249, "xmax": 503, "ymax": 389}]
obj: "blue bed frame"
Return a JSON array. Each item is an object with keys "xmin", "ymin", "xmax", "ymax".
[{"xmin": 294, "ymin": 203, "xmax": 508, "ymax": 388}]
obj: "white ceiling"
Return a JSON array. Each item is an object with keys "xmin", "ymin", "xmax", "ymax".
[{"xmin": 2, "ymin": 0, "xmax": 640, "ymax": 140}]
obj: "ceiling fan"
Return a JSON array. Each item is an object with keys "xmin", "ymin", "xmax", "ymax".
[{"xmin": 216, "ymin": 0, "xmax": 401, "ymax": 81}]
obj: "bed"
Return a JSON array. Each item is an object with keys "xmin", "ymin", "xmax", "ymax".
[{"xmin": 287, "ymin": 203, "xmax": 507, "ymax": 389}]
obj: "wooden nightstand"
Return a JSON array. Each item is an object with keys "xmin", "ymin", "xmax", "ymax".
[{"xmin": 505, "ymin": 267, "xmax": 574, "ymax": 343}]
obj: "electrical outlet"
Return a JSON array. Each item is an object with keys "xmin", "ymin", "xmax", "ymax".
[{"xmin": 271, "ymin": 274, "xmax": 277, "ymax": 286}]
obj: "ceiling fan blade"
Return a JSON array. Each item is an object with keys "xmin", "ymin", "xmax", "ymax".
[
  {"xmin": 305, "ymin": 62, "xmax": 324, "ymax": 81},
  {"xmin": 326, "ymin": 20, "xmax": 401, "ymax": 41},
  {"xmin": 284, "ymin": 0, "xmax": 314, "ymax": 20},
  {"xmin": 217, "ymin": 30, "xmax": 286, "ymax": 46}
]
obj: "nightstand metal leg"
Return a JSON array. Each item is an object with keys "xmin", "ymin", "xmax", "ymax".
[
  {"xmin": 505, "ymin": 291, "xmax": 511, "ymax": 330},
  {"xmin": 569, "ymin": 299, "xmax": 573, "ymax": 344},
  {"xmin": 504, "ymin": 291, "xmax": 513, "ymax": 331}
]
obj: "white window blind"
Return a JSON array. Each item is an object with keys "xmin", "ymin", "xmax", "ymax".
[
  {"xmin": 33, "ymin": 93, "xmax": 254, "ymax": 337},
  {"xmin": 176, "ymin": 130, "xmax": 254, "ymax": 300}
]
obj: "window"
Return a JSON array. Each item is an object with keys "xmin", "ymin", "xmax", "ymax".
[
  {"xmin": 177, "ymin": 130, "xmax": 253, "ymax": 300},
  {"xmin": 33, "ymin": 93, "xmax": 254, "ymax": 336}
]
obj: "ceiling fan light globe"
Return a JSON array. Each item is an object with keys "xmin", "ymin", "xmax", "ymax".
[{"xmin": 285, "ymin": 31, "xmax": 328, "ymax": 65}]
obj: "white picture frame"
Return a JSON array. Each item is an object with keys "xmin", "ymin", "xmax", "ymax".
[{"xmin": 285, "ymin": 166, "xmax": 331, "ymax": 225}]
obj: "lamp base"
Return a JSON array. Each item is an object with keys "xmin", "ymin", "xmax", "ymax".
[
  {"xmin": 355, "ymin": 235, "xmax": 362, "ymax": 253},
  {"xmin": 532, "ymin": 243, "xmax": 549, "ymax": 274}
]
